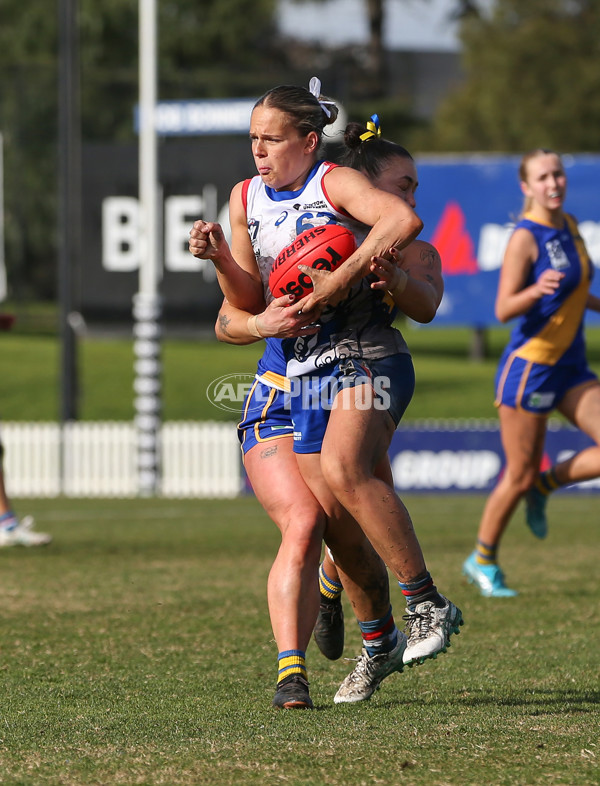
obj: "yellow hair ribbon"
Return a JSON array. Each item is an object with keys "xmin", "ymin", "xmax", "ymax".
[{"xmin": 359, "ymin": 114, "xmax": 382, "ymax": 142}]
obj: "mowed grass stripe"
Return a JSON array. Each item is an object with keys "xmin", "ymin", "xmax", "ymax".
[
  {"xmin": 0, "ymin": 325, "xmax": 577, "ymax": 421},
  {"xmin": 0, "ymin": 495, "xmax": 597, "ymax": 785}
]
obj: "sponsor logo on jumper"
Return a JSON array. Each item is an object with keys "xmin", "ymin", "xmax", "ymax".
[
  {"xmin": 301, "ymin": 200, "xmax": 328, "ymax": 210},
  {"xmin": 527, "ymin": 391, "xmax": 556, "ymax": 409}
]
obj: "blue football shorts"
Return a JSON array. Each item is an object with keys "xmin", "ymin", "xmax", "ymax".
[
  {"xmin": 237, "ymin": 378, "xmax": 293, "ymax": 455},
  {"xmin": 495, "ymin": 352, "xmax": 598, "ymax": 414},
  {"xmin": 290, "ymin": 353, "xmax": 415, "ymax": 454}
]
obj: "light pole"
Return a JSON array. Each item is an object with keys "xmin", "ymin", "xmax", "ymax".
[
  {"xmin": 0, "ymin": 133, "xmax": 6, "ymax": 302},
  {"xmin": 134, "ymin": 0, "xmax": 162, "ymax": 496},
  {"xmin": 58, "ymin": 0, "xmax": 80, "ymax": 426}
]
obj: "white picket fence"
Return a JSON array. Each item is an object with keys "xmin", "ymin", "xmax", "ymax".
[{"xmin": 0, "ymin": 421, "xmax": 242, "ymax": 498}]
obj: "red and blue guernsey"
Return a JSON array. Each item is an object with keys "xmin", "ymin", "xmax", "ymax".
[
  {"xmin": 503, "ymin": 213, "xmax": 593, "ymax": 367},
  {"xmin": 243, "ymin": 159, "xmax": 408, "ymax": 378}
]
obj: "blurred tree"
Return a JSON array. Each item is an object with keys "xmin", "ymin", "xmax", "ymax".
[
  {"xmin": 0, "ymin": 1, "xmax": 57, "ymax": 298},
  {"xmin": 427, "ymin": 0, "xmax": 600, "ymax": 152},
  {"xmin": 282, "ymin": 0, "xmax": 472, "ymax": 113},
  {"xmin": 80, "ymin": 0, "xmax": 280, "ymax": 142},
  {"xmin": 0, "ymin": 0, "xmax": 280, "ymax": 301}
]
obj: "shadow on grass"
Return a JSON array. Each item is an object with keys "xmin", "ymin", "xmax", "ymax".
[{"xmin": 370, "ymin": 688, "xmax": 600, "ymax": 713}]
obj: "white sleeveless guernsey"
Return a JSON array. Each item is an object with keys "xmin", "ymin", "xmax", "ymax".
[{"xmin": 243, "ymin": 160, "xmax": 409, "ymax": 376}]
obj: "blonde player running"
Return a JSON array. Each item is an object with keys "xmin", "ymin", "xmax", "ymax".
[{"xmin": 463, "ymin": 149, "xmax": 600, "ymax": 597}]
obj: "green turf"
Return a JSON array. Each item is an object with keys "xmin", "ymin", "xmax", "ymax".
[
  {"xmin": 2, "ymin": 323, "xmax": 600, "ymax": 422},
  {"xmin": 1, "ymin": 495, "xmax": 598, "ymax": 785}
]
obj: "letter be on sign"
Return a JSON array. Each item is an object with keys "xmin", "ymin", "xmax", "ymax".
[
  {"xmin": 101, "ymin": 188, "xmax": 218, "ymax": 273},
  {"xmin": 103, "ymin": 197, "xmax": 139, "ymax": 272}
]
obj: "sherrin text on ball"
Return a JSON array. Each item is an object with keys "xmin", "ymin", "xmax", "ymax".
[{"xmin": 268, "ymin": 224, "xmax": 356, "ymax": 301}]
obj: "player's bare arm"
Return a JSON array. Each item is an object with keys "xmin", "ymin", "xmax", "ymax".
[
  {"xmin": 189, "ymin": 182, "xmax": 264, "ymax": 312},
  {"xmin": 298, "ymin": 167, "xmax": 423, "ymax": 312},
  {"xmin": 586, "ymin": 293, "xmax": 600, "ymax": 313},
  {"xmin": 495, "ymin": 228, "xmax": 563, "ymax": 322},
  {"xmin": 370, "ymin": 240, "xmax": 443, "ymax": 324},
  {"xmin": 215, "ymin": 296, "xmax": 321, "ymax": 345}
]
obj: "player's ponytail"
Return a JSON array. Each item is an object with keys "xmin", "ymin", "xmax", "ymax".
[{"xmin": 342, "ymin": 114, "xmax": 413, "ymax": 180}]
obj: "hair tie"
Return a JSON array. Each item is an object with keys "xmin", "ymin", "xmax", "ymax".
[
  {"xmin": 308, "ymin": 76, "xmax": 336, "ymax": 119},
  {"xmin": 360, "ymin": 114, "xmax": 382, "ymax": 142}
]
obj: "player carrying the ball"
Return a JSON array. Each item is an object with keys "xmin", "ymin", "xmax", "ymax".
[{"xmin": 190, "ymin": 79, "xmax": 463, "ymax": 708}]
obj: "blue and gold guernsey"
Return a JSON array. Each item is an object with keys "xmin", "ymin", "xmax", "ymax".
[
  {"xmin": 496, "ymin": 213, "xmax": 598, "ymax": 414},
  {"xmin": 237, "ymin": 337, "xmax": 292, "ymax": 455}
]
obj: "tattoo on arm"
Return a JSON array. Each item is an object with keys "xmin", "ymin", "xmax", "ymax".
[
  {"xmin": 420, "ymin": 248, "xmax": 439, "ymax": 268},
  {"xmin": 217, "ymin": 313, "xmax": 232, "ymax": 337}
]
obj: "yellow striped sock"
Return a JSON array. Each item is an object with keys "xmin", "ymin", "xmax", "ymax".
[
  {"xmin": 277, "ymin": 650, "xmax": 307, "ymax": 684},
  {"xmin": 475, "ymin": 540, "xmax": 497, "ymax": 565},
  {"xmin": 536, "ymin": 468, "xmax": 560, "ymax": 495},
  {"xmin": 319, "ymin": 562, "xmax": 343, "ymax": 600}
]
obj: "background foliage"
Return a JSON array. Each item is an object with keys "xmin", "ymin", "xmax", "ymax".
[
  {"xmin": 2, "ymin": 0, "xmax": 600, "ymax": 300},
  {"xmin": 428, "ymin": 0, "xmax": 600, "ymax": 152}
]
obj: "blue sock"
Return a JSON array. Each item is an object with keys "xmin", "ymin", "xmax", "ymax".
[
  {"xmin": 399, "ymin": 571, "xmax": 443, "ymax": 610},
  {"xmin": 358, "ymin": 607, "xmax": 398, "ymax": 656},
  {"xmin": 0, "ymin": 511, "xmax": 18, "ymax": 531}
]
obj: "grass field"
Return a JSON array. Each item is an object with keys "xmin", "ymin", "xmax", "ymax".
[
  {"xmin": 1, "ymin": 314, "xmax": 599, "ymax": 783},
  {"xmin": 2, "ymin": 322, "xmax": 600, "ymax": 422},
  {"xmin": 1, "ymin": 495, "xmax": 598, "ymax": 785}
]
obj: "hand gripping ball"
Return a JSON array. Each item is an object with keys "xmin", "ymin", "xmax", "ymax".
[{"xmin": 268, "ymin": 224, "xmax": 357, "ymax": 301}]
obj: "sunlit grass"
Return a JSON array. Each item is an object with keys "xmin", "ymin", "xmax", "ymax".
[{"xmin": 0, "ymin": 495, "xmax": 598, "ymax": 785}]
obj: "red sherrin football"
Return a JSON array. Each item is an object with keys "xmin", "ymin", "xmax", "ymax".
[{"xmin": 268, "ymin": 224, "xmax": 357, "ymax": 301}]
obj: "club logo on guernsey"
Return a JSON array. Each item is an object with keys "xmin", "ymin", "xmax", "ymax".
[
  {"xmin": 248, "ymin": 218, "xmax": 260, "ymax": 244},
  {"xmin": 546, "ymin": 239, "xmax": 570, "ymax": 271}
]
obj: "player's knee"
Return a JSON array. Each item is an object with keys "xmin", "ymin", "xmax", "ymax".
[
  {"xmin": 321, "ymin": 448, "xmax": 348, "ymax": 487},
  {"xmin": 280, "ymin": 501, "xmax": 326, "ymax": 540},
  {"xmin": 508, "ymin": 467, "xmax": 538, "ymax": 494},
  {"xmin": 280, "ymin": 522, "xmax": 323, "ymax": 567},
  {"xmin": 321, "ymin": 453, "xmax": 367, "ymax": 501}
]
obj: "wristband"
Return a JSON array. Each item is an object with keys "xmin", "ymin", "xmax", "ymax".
[
  {"xmin": 388, "ymin": 268, "xmax": 408, "ymax": 298},
  {"xmin": 247, "ymin": 314, "xmax": 264, "ymax": 338}
]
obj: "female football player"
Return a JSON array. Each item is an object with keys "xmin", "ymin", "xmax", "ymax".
[
  {"xmin": 190, "ymin": 81, "xmax": 461, "ymax": 707},
  {"xmin": 463, "ymin": 149, "xmax": 600, "ymax": 597}
]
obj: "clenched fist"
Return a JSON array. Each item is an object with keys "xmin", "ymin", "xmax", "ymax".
[{"xmin": 189, "ymin": 220, "xmax": 226, "ymax": 260}]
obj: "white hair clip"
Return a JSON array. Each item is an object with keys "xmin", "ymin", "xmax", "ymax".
[{"xmin": 308, "ymin": 76, "xmax": 336, "ymax": 119}]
